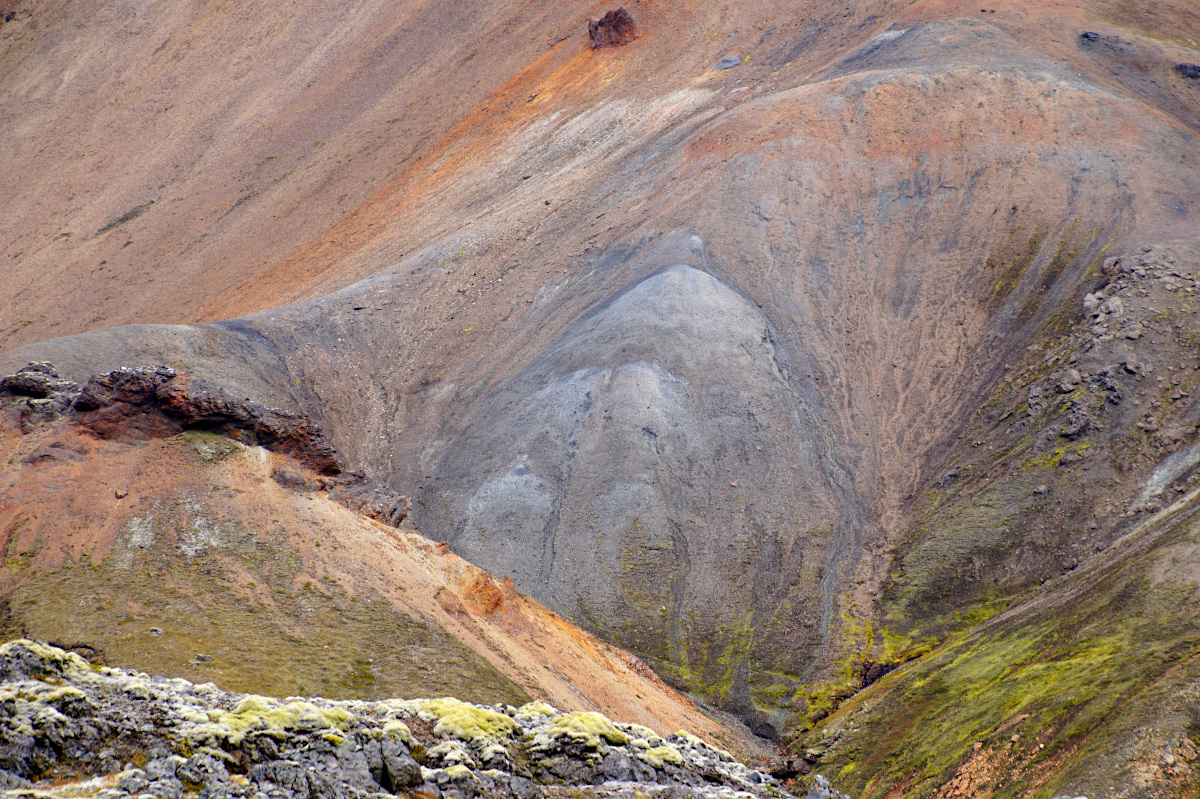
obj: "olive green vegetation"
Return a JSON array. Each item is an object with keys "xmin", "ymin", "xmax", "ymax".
[
  {"xmin": 606, "ymin": 515, "xmax": 753, "ymax": 704},
  {"xmin": 607, "ymin": 514, "xmax": 825, "ymax": 719},
  {"xmin": 794, "ymin": 492, "xmax": 1200, "ymax": 798},
  {"xmin": 789, "ymin": 263, "xmax": 1200, "ymax": 794},
  {"xmin": 986, "ymin": 223, "xmax": 1047, "ymax": 309},
  {"xmin": 185, "ymin": 430, "xmax": 242, "ymax": 462},
  {"xmin": 882, "ymin": 315, "xmax": 1108, "ymax": 638},
  {"xmin": 0, "ymin": 469, "xmax": 530, "ymax": 706},
  {"xmin": 611, "ymin": 516, "xmax": 682, "ymax": 661},
  {"xmin": 790, "ymin": 611, "xmax": 934, "ymax": 735},
  {"xmin": 546, "ymin": 711, "xmax": 632, "ymax": 748},
  {"xmin": 886, "ymin": 488, "xmax": 1020, "ymax": 626},
  {"xmin": 645, "ymin": 612, "xmax": 811, "ymax": 719}
]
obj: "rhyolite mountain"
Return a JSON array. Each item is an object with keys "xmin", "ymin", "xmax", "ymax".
[{"xmin": 2, "ymin": 0, "xmax": 1200, "ymax": 795}]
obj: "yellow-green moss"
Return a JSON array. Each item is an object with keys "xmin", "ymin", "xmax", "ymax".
[
  {"xmin": 795, "ymin": 508, "xmax": 1200, "ymax": 798},
  {"xmin": 381, "ymin": 720, "xmax": 416, "ymax": 746},
  {"xmin": 189, "ymin": 696, "xmax": 354, "ymax": 746},
  {"xmin": 1023, "ymin": 446, "xmax": 1067, "ymax": 469},
  {"xmin": 548, "ymin": 711, "xmax": 630, "ymax": 747},
  {"xmin": 637, "ymin": 745, "xmax": 685, "ymax": 768},
  {"xmin": 419, "ymin": 698, "xmax": 517, "ymax": 744},
  {"xmin": 0, "ymin": 640, "xmax": 93, "ymax": 680},
  {"xmin": 516, "ymin": 700, "xmax": 558, "ymax": 719},
  {"xmin": 38, "ymin": 686, "xmax": 87, "ymax": 704}
]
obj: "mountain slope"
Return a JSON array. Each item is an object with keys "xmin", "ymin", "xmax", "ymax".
[
  {"xmin": 0, "ymin": 374, "xmax": 750, "ymax": 755},
  {"xmin": 2, "ymin": 0, "xmax": 1200, "ymax": 793}
]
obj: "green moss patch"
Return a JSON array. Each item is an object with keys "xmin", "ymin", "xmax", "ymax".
[
  {"xmin": 418, "ymin": 698, "xmax": 519, "ymax": 744},
  {"xmin": 188, "ymin": 696, "xmax": 355, "ymax": 746},
  {"xmin": 547, "ymin": 711, "xmax": 631, "ymax": 748},
  {"xmin": 794, "ymin": 495, "xmax": 1200, "ymax": 798}
]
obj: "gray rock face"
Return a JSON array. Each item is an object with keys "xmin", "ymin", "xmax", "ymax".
[
  {"xmin": 0, "ymin": 362, "xmax": 80, "ymax": 431},
  {"xmin": 423, "ymin": 265, "xmax": 841, "ymax": 713},
  {"xmin": 0, "ymin": 640, "xmax": 785, "ymax": 799}
]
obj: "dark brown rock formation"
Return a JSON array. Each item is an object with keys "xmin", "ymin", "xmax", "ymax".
[
  {"xmin": 2, "ymin": 363, "xmax": 410, "ymax": 527},
  {"xmin": 588, "ymin": 8, "xmax": 637, "ymax": 48},
  {"xmin": 70, "ymin": 367, "xmax": 343, "ymax": 474}
]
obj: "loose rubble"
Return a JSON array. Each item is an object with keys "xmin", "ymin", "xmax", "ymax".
[
  {"xmin": 0, "ymin": 641, "xmax": 786, "ymax": 799},
  {"xmin": 1086, "ymin": 245, "xmax": 1195, "ymax": 347},
  {"xmin": 802, "ymin": 776, "xmax": 851, "ymax": 799}
]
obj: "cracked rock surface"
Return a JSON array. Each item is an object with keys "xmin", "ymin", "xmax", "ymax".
[{"xmin": 0, "ymin": 641, "xmax": 783, "ymax": 799}]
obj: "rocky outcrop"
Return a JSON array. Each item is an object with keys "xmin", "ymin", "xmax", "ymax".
[
  {"xmin": 0, "ymin": 640, "xmax": 784, "ymax": 799},
  {"xmin": 0, "ymin": 363, "xmax": 341, "ymax": 472},
  {"xmin": 72, "ymin": 366, "xmax": 343, "ymax": 474},
  {"xmin": 317, "ymin": 470, "xmax": 414, "ymax": 528},
  {"xmin": 0, "ymin": 362, "xmax": 80, "ymax": 432},
  {"xmin": 0, "ymin": 364, "xmax": 411, "ymax": 527},
  {"xmin": 587, "ymin": 8, "xmax": 637, "ymax": 48}
]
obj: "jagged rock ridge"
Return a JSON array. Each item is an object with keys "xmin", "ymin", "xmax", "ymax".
[
  {"xmin": 0, "ymin": 640, "xmax": 781, "ymax": 799},
  {"xmin": 0, "ymin": 362, "xmax": 411, "ymax": 529}
]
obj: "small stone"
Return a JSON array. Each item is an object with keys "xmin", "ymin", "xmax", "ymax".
[
  {"xmin": 1033, "ymin": 484, "xmax": 1048, "ymax": 495},
  {"xmin": 713, "ymin": 54, "xmax": 746, "ymax": 72},
  {"xmin": 117, "ymin": 769, "xmax": 150, "ymax": 793},
  {"xmin": 115, "ymin": 488, "xmax": 129, "ymax": 499},
  {"xmin": 1056, "ymin": 369, "xmax": 1082, "ymax": 393}
]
